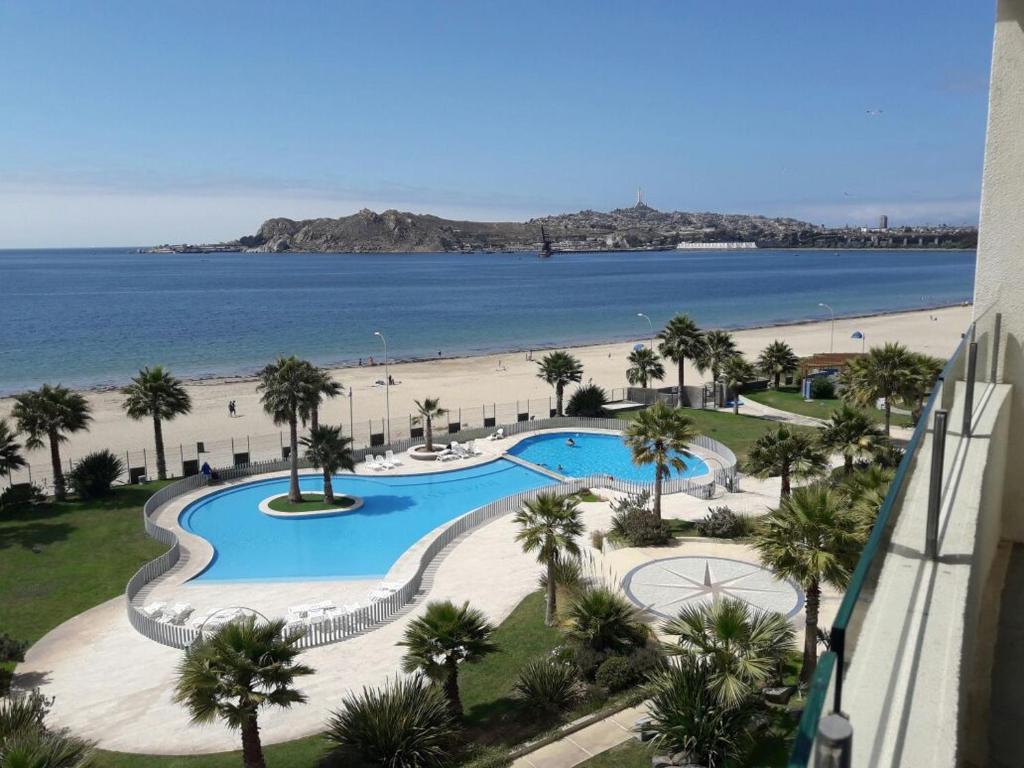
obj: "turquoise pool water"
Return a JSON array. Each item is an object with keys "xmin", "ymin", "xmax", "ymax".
[
  {"xmin": 180, "ymin": 459, "xmax": 553, "ymax": 582},
  {"xmin": 506, "ymin": 431, "xmax": 708, "ymax": 482}
]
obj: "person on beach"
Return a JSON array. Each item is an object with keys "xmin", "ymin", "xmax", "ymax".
[
  {"xmin": 358, "ymin": 358, "xmax": 363, "ymax": 366},
  {"xmin": 228, "ymin": 400, "xmax": 236, "ymax": 418}
]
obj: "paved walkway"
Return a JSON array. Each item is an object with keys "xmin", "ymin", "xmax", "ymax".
[{"xmin": 512, "ymin": 705, "xmax": 646, "ymax": 768}]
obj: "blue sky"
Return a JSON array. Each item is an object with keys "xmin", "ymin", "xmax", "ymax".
[{"xmin": 0, "ymin": 1, "xmax": 996, "ymax": 247}]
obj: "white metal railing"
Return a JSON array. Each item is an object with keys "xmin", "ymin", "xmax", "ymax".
[{"xmin": 124, "ymin": 417, "xmax": 737, "ymax": 649}]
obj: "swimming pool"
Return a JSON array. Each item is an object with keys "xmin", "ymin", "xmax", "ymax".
[
  {"xmin": 180, "ymin": 459, "xmax": 554, "ymax": 581},
  {"xmin": 506, "ymin": 431, "xmax": 708, "ymax": 483}
]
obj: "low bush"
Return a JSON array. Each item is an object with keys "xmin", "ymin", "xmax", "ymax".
[
  {"xmin": 695, "ymin": 506, "xmax": 756, "ymax": 538},
  {"xmin": 0, "ymin": 483, "xmax": 45, "ymax": 511},
  {"xmin": 609, "ymin": 491, "xmax": 671, "ymax": 546},
  {"xmin": 809, "ymin": 377, "xmax": 836, "ymax": 399},
  {"xmin": 68, "ymin": 450, "xmax": 124, "ymax": 499},
  {"xmin": 565, "ymin": 384, "xmax": 609, "ymax": 417},
  {"xmin": 595, "ymin": 644, "xmax": 667, "ymax": 693},
  {"xmin": 590, "ymin": 530, "xmax": 605, "ymax": 550},
  {"xmin": 514, "ymin": 657, "xmax": 579, "ymax": 713},
  {"xmin": 538, "ymin": 556, "xmax": 584, "ymax": 596},
  {"xmin": 0, "ymin": 633, "xmax": 28, "ymax": 696}
]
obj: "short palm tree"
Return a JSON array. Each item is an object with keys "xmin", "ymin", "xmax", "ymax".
[
  {"xmin": 661, "ymin": 597, "xmax": 795, "ymax": 708},
  {"xmin": 536, "ymin": 352, "xmax": 584, "ymax": 416},
  {"xmin": 565, "ymin": 384, "xmax": 610, "ymax": 417},
  {"xmin": 257, "ymin": 356, "xmax": 320, "ymax": 503},
  {"xmin": 838, "ymin": 342, "xmax": 919, "ymax": 436},
  {"xmin": 398, "ymin": 600, "xmax": 498, "ymax": 718},
  {"xmin": 298, "ymin": 366, "xmax": 342, "ymax": 431},
  {"xmin": 624, "ymin": 402, "xmax": 699, "ymax": 520},
  {"xmin": 753, "ymin": 483, "xmax": 864, "ymax": 682},
  {"xmin": 11, "ymin": 384, "xmax": 92, "ymax": 501},
  {"xmin": 746, "ymin": 425, "xmax": 828, "ymax": 502},
  {"xmin": 720, "ymin": 356, "xmax": 757, "ymax": 415},
  {"xmin": 300, "ymin": 425, "xmax": 354, "ymax": 503},
  {"xmin": 900, "ymin": 352, "xmax": 945, "ymax": 426},
  {"xmin": 0, "ymin": 694, "xmax": 95, "ymax": 768},
  {"xmin": 325, "ymin": 675, "xmax": 454, "ymax": 768},
  {"xmin": 121, "ymin": 365, "xmax": 192, "ymax": 480},
  {"xmin": 174, "ymin": 615, "xmax": 314, "ymax": 768},
  {"xmin": 626, "ymin": 347, "xmax": 665, "ymax": 389},
  {"xmin": 564, "ymin": 585, "xmax": 649, "ymax": 654},
  {"xmin": 0, "ymin": 418, "xmax": 26, "ymax": 485},
  {"xmin": 514, "ymin": 492, "xmax": 585, "ymax": 625},
  {"xmin": 413, "ymin": 397, "xmax": 447, "ymax": 452},
  {"xmin": 819, "ymin": 405, "xmax": 883, "ymax": 473},
  {"xmin": 756, "ymin": 340, "xmax": 799, "ymax": 390},
  {"xmin": 657, "ymin": 314, "xmax": 705, "ymax": 406},
  {"xmin": 695, "ymin": 330, "xmax": 738, "ymax": 383}
]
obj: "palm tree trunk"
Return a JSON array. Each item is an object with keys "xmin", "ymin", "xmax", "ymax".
[
  {"xmin": 884, "ymin": 398, "xmax": 892, "ymax": 437},
  {"xmin": 153, "ymin": 414, "xmax": 167, "ymax": 480},
  {"xmin": 801, "ymin": 580, "xmax": 821, "ymax": 683},
  {"xmin": 445, "ymin": 658, "xmax": 463, "ymax": 718},
  {"xmin": 310, "ymin": 407, "xmax": 319, "ymax": 432},
  {"xmin": 425, "ymin": 416, "xmax": 433, "ymax": 452},
  {"xmin": 288, "ymin": 414, "xmax": 300, "ymax": 503},
  {"xmin": 49, "ymin": 429, "xmax": 66, "ymax": 501},
  {"xmin": 774, "ymin": 372, "xmax": 781, "ymax": 390},
  {"xmin": 545, "ymin": 559, "xmax": 557, "ymax": 626},
  {"xmin": 240, "ymin": 715, "xmax": 267, "ymax": 768},
  {"xmin": 780, "ymin": 465, "xmax": 791, "ymax": 499},
  {"xmin": 653, "ymin": 468, "xmax": 663, "ymax": 521},
  {"xmin": 323, "ymin": 468, "xmax": 334, "ymax": 503},
  {"xmin": 733, "ymin": 393, "xmax": 740, "ymax": 416},
  {"xmin": 677, "ymin": 361, "xmax": 685, "ymax": 407},
  {"xmin": 556, "ymin": 383, "xmax": 564, "ymax": 416}
]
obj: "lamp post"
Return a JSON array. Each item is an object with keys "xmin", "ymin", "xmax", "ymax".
[
  {"xmin": 637, "ymin": 313, "xmax": 654, "ymax": 350},
  {"xmin": 818, "ymin": 302, "xmax": 835, "ymax": 353},
  {"xmin": 374, "ymin": 331, "xmax": 390, "ymax": 445},
  {"xmin": 348, "ymin": 387, "xmax": 354, "ymax": 444}
]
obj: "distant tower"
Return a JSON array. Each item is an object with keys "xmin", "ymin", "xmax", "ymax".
[
  {"xmin": 879, "ymin": 214, "xmax": 889, "ymax": 230},
  {"xmin": 636, "ymin": 186, "xmax": 645, "ymax": 207}
]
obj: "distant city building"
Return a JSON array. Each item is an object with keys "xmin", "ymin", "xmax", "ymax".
[
  {"xmin": 879, "ymin": 214, "xmax": 889, "ymax": 230},
  {"xmin": 676, "ymin": 241, "xmax": 757, "ymax": 250}
]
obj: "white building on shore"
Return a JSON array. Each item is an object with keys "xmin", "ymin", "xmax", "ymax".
[{"xmin": 676, "ymin": 241, "xmax": 757, "ymax": 250}]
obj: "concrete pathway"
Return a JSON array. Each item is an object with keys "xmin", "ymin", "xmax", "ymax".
[{"xmin": 512, "ymin": 705, "xmax": 647, "ymax": 768}]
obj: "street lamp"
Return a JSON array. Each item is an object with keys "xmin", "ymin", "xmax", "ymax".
[
  {"xmin": 373, "ymin": 331, "xmax": 390, "ymax": 445},
  {"xmin": 348, "ymin": 387, "xmax": 354, "ymax": 443},
  {"xmin": 818, "ymin": 302, "xmax": 835, "ymax": 353},
  {"xmin": 637, "ymin": 313, "xmax": 654, "ymax": 350}
]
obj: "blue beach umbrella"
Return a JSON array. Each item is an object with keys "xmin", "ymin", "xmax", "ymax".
[{"xmin": 851, "ymin": 331, "xmax": 865, "ymax": 352}]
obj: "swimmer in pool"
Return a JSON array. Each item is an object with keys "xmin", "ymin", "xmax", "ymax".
[{"xmin": 566, "ymin": 437, "xmax": 576, "ymax": 447}]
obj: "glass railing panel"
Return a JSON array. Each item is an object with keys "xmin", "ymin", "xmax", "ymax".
[{"xmin": 788, "ymin": 652, "xmax": 837, "ymax": 767}]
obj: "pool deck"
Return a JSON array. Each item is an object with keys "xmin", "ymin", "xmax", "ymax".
[{"xmin": 13, "ymin": 427, "xmax": 810, "ymax": 755}]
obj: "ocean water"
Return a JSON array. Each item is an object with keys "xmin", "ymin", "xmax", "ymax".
[{"xmin": 0, "ymin": 247, "xmax": 975, "ymax": 394}]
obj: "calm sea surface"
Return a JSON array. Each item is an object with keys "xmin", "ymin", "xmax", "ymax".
[{"xmin": 0, "ymin": 248, "xmax": 975, "ymax": 394}]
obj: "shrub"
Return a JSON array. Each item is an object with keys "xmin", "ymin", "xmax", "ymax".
[
  {"xmin": 0, "ymin": 483, "xmax": 45, "ymax": 511},
  {"xmin": 68, "ymin": 450, "xmax": 124, "ymax": 499},
  {"xmin": 809, "ymin": 377, "xmax": 836, "ymax": 399},
  {"xmin": 538, "ymin": 556, "xmax": 584, "ymax": 595},
  {"xmin": 609, "ymin": 491, "xmax": 671, "ymax": 546},
  {"xmin": 565, "ymin": 586, "xmax": 650, "ymax": 656},
  {"xmin": 514, "ymin": 657, "xmax": 579, "ymax": 713},
  {"xmin": 566, "ymin": 385, "xmax": 609, "ymax": 417},
  {"xmin": 595, "ymin": 644, "xmax": 667, "ymax": 693},
  {"xmin": 695, "ymin": 506, "xmax": 756, "ymax": 538},
  {"xmin": 590, "ymin": 530, "xmax": 605, "ymax": 550},
  {"xmin": 0, "ymin": 634, "xmax": 28, "ymax": 696}
]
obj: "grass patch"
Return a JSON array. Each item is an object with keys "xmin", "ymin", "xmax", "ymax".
[
  {"xmin": 571, "ymin": 489, "xmax": 603, "ymax": 503},
  {"xmin": 745, "ymin": 387, "xmax": 913, "ymax": 428},
  {"xmin": 664, "ymin": 518, "xmax": 698, "ymax": 537},
  {"xmin": 266, "ymin": 493, "xmax": 356, "ymax": 513}
]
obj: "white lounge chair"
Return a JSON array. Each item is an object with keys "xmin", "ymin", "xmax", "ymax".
[
  {"xmin": 166, "ymin": 603, "xmax": 194, "ymax": 624},
  {"xmin": 363, "ymin": 456, "xmax": 382, "ymax": 472},
  {"xmin": 435, "ymin": 449, "xmax": 459, "ymax": 462},
  {"xmin": 307, "ymin": 608, "xmax": 326, "ymax": 625},
  {"xmin": 140, "ymin": 601, "xmax": 167, "ymax": 619},
  {"xmin": 376, "ymin": 454, "xmax": 395, "ymax": 470},
  {"xmin": 465, "ymin": 440, "xmax": 483, "ymax": 456},
  {"xmin": 385, "ymin": 449, "xmax": 403, "ymax": 466},
  {"xmin": 343, "ymin": 602, "xmax": 361, "ymax": 613},
  {"xmin": 488, "ymin": 428, "xmax": 505, "ymax": 441}
]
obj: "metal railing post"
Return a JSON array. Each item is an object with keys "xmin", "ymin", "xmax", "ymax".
[
  {"xmin": 926, "ymin": 409, "xmax": 948, "ymax": 560},
  {"xmin": 831, "ymin": 627, "xmax": 846, "ymax": 714},
  {"xmin": 991, "ymin": 312, "xmax": 1002, "ymax": 383},
  {"xmin": 815, "ymin": 713, "xmax": 853, "ymax": 768},
  {"xmin": 962, "ymin": 342, "xmax": 978, "ymax": 438}
]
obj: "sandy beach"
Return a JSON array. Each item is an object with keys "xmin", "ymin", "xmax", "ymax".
[{"xmin": 0, "ymin": 305, "xmax": 971, "ymax": 481}]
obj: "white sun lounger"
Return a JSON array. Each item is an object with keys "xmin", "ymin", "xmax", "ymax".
[
  {"xmin": 165, "ymin": 603, "xmax": 194, "ymax": 624},
  {"xmin": 488, "ymin": 428, "xmax": 505, "ymax": 440},
  {"xmin": 140, "ymin": 601, "xmax": 167, "ymax": 618},
  {"xmin": 376, "ymin": 454, "xmax": 395, "ymax": 470},
  {"xmin": 465, "ymin": 440, "xmax": 482, "ymax": 456},
  {"xmin": 364, "ymin": 456, "xmax": 383, "ymax": 471},
  {"xmin": 343, "ymin": 602, "xmax": 361, "ymax": 613},
  {"xmin": 435, "ymin": 449, "xmax": 460, "ymax": 462},
  {"xmin": 385, "ymin": 449, "xmax": 403, "ymax": 466}
]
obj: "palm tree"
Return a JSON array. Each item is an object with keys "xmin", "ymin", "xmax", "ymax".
[
  {"xmin": 839, "ymin": 464, "xmax": 895, "ymax": 533},
  {"xmin": 174, "ymin": 615, "xmax": 313, "ymax": 768},
  {"xmin": 661, "ymin": 597, "xmax": 795, "ymax": 708},
  {"xmin": 626, "ymin": 347, "xmax": 665, "ymax": 389},
  {"xmin": 257, "ymin": 356, "xmax": 320, "ymax": 503},
  {"xmin": 746, "ymin": 425, "xmax": 828, "ymax": 502},
  {"xmin": 536, "ymin": 352, "xmax": 584, "ymax": 416},
  {"xmin": 695, "ymin": 330, "xmax": 738, "ymax": 383},
  {"xmin": 900, "ymin": 352, "xmax": 945, "ymax": 426},
  {"xmin": 838, "ymin": 342, "xmax": 919, "ymax": 436},
  {"xmin": 513, "ymin": 492, "xmax": 585, "ymax": 625},
  {"xmin": 657, "ymin": 314, "xmax": 705, "ymax": 406},
  {"xmin": 300, "ymin": 425, "xmax": 354, "ymax": 503},
  {"xmin": 0, "ymin": 418, "xmax": 26, "ymax": 486},
  {"xmin": 564, "ymin": 585, "xmax": 649, "ymax": 654},
  {"xmin": 398, "ymin": 600, "xmax": 498, "ymax": 718},
  {"xmin": 413, "ymin": 397, "xmax": 447, "ymax": 452},
  {"xmin": 819, "ymin": 405, "xmax": 883, "ymax": 473},
  {"xmin": 565, "ymin": 384, "xmax": 610, "ymax": 417},
  {"xmin": 120, "ymin": 365, "xmax": 192, "ymax": 481},
  {"xmin": 0, "ymin": 695, "xmax": 94, "ymax": 768},
  {"xmin": 11, "ymin": 384, "xmax": 91, "ymax": 501},
  {"xmin": 753, "ymin": 483, "xmax": 864, "ymax": 682},
  {"xmin": 325, "ymin": 675, "xmax": 454, "ymax": 768},
  {"xmin": 720, "ymin": 356, "xmax": 757, "ymax": 415},
  {"xmin": 756, "ymin": 340, "xmax": 799, "ymax": 390},
  {"xmin": 298, "ymin": 366, "xmax": 342, "ymax": 431},
  {"xmin": 623, "ymin": 402, "xmax": 699, "ymax": 520}
]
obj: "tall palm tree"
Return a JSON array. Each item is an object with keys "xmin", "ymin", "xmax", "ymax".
[
  {"xmin": 720, "ymin": 356, "xmax": 757, "ymax": 415},
  {"xmin": 661, "ymin": 597, "xmax": 795, "ymax": 709},
  {"xmin": 657, "ymin": 314, "xmax": 705, "ymax": 406},
  {"xmin": 839, "ymin": 464, "xmax": 895, "ymax": 533},
  {"xmin": 300, "ymin": 425, "xmax": 354, "ymax": 503},
  {"xmin": 120, "ymin": 365, "xmax": 192, "ymax": 481},
  {"xmin": 756, "ymin": 340, "xmax": 799, "ymax": 390},
  {"xmin": 695, "ymin": 330, "xmax": 738, "ymax": 383},
  {"xmin": 514, "ymin": 492, "xmax": 585, "ymax": 625},
  {"xmin": 413, "ymin": 397, "xmax": 447, "ymax": 452},
  {"xmin": 536, "ymin": 352, "xmax": 584, "ymax": 416},
  {"xmin": 626, "ymin": 347, "xmax": 665, "ymax": 389},
  {"xmin": 11, "ymin": 384, "xmax": 91, "ymax": 501},
  {"xmin": 746, "ymin": 425, "xmax": 828, "ymax": 502},
  {"xmin": 838, "ymin": 342, "xmax": 919, "ymax": 436},
  {"xmin": 623, "ymin": 402, "xmax": 699, "ymax": 520},
  {"xmin": 0, "ymin": 418, "xmax": 26, "ymax": 485},
  {"xmin": 298, "ymin": 366, "xmax": 342, "ymax": 431},
  {"xmin": 258, "ymin": 356, "xmax": 320, "ymax": 503},
  {"xmin": 819, "ymin": 405, "xmax": 883, "ymax": 473},
  {"xmin": 174, "ymin": 615, "xmax": 313, "ymax": 768},
  {"xmin": 753, "ymin": 483, "xmax": 864, "ymax": 682},
  {"xmin": 398, "ymin": 600, "xmax": 498, "ymax": 718},
  {"xmin": 900, "ymin": 352, "xmax": 945, "ymax": 426}
]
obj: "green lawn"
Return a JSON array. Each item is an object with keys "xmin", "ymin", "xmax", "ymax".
[
  {"xmin": 745, "ymin": 387, "xmax": 913, "ymax": 428},
  {"xmin": 266, "ymin": 493, "xmax": 355, "ymax": 514}
]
